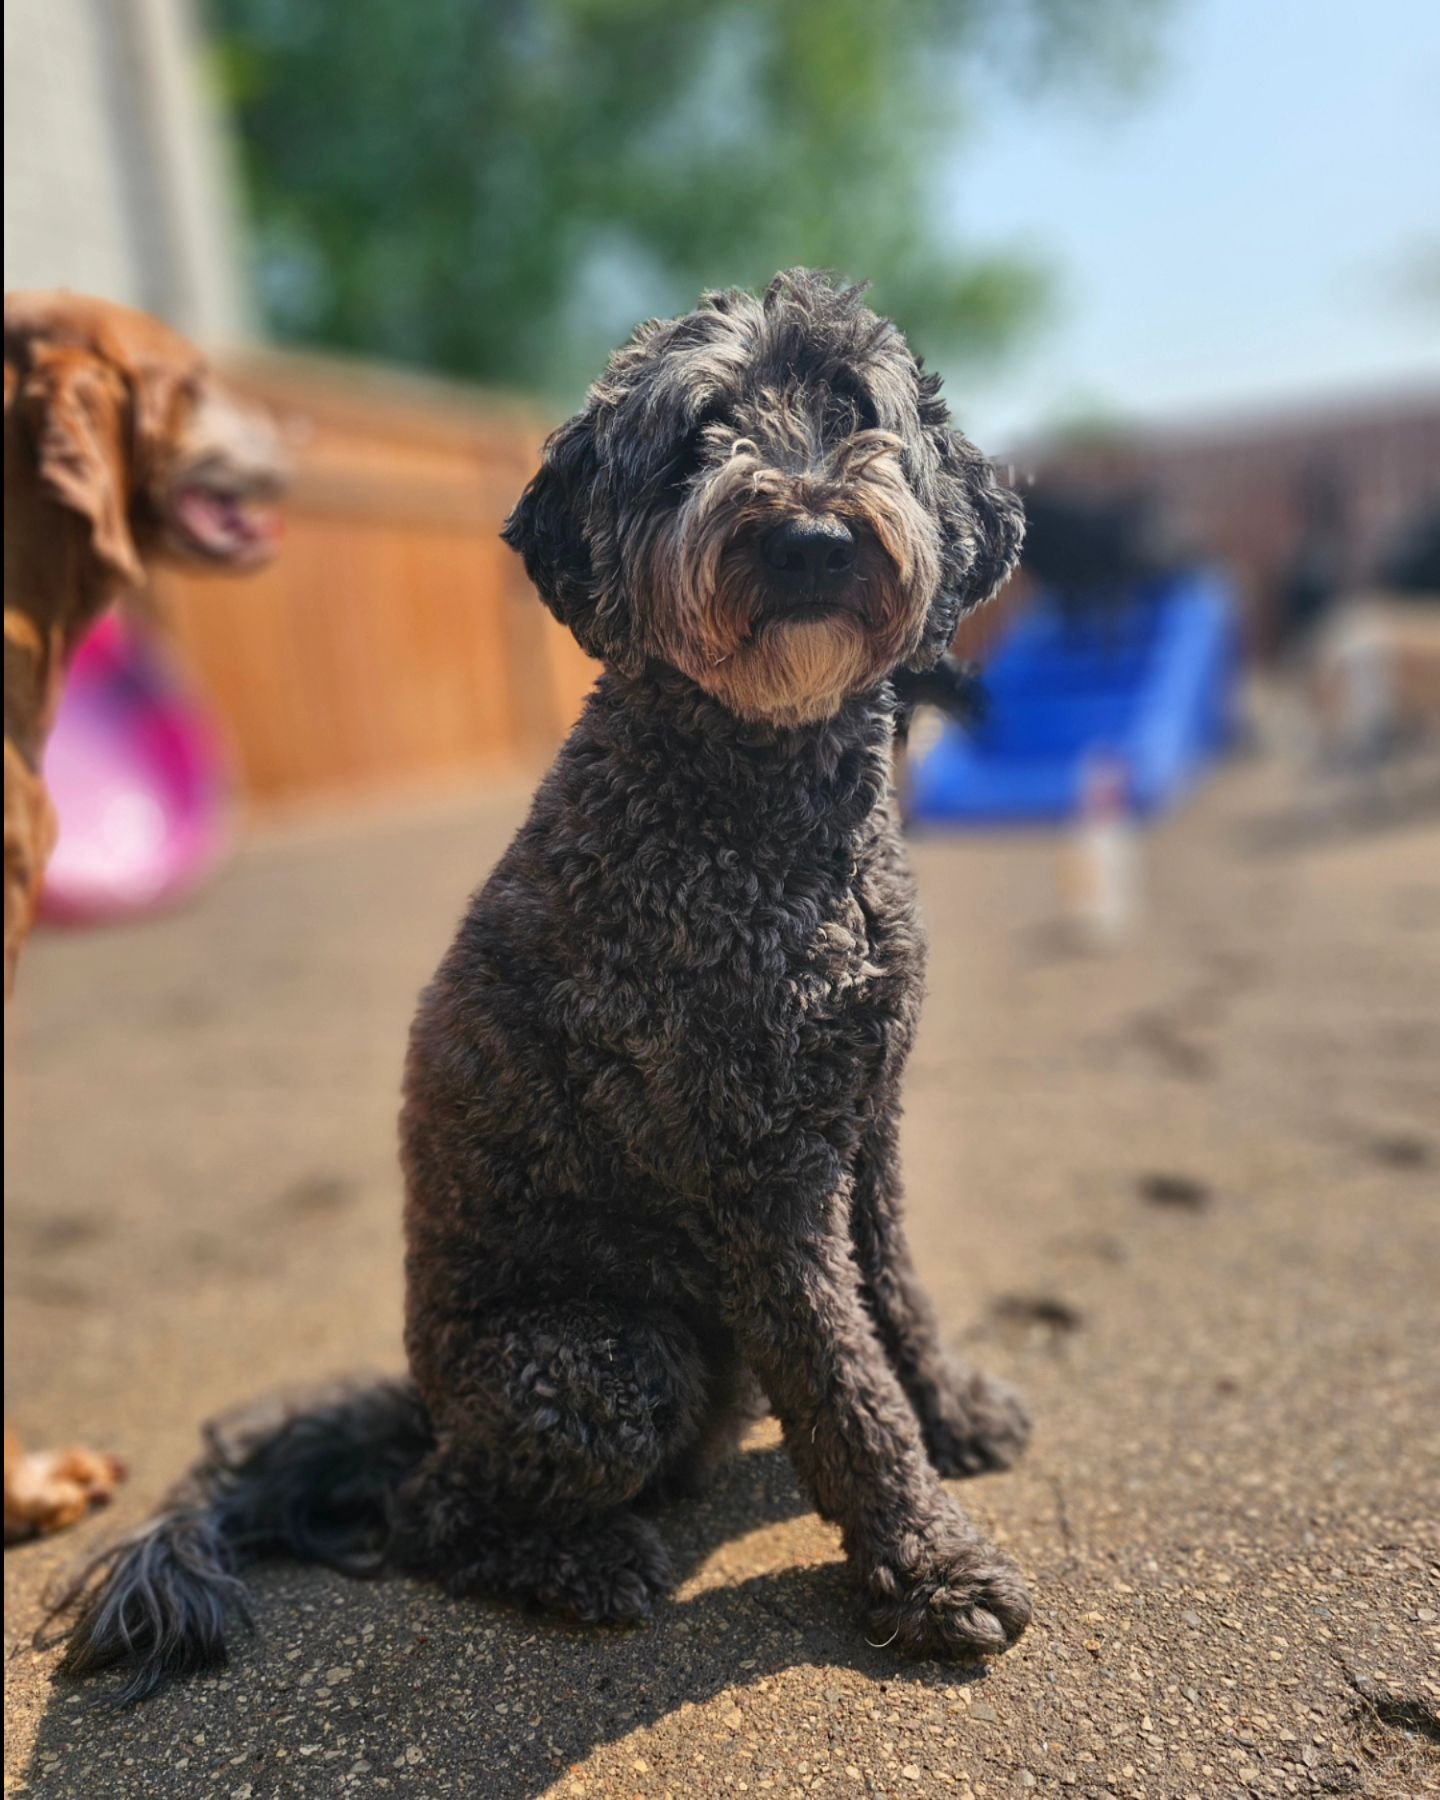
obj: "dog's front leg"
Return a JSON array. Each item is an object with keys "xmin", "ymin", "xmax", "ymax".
[
  {"xmin": 718, "ymin": 1213, "xmax": 1030, "ymax": 1658},
  {"xmin": 851, "ymin": 1110, "xmax": 1031, "ymax": 1478}
]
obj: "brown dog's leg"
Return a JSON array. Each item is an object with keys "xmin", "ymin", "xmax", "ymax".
[
  {"xmin": 720, "ymin": 1219, "xmax": 1031, "ymax": 1659},
  {"xmin": 4, "ymin": 737, "xmax": 58, "ymax": 999},
  {"xmin": 5, "ymin": 743, "xmax": 126, "ymax": 1545},
  {"xmin": 3, "ymin": 1423, "xmax": 124, "ymax": 1545},
  {"xmin": 850, "ymin": 1109, "xmax": 1031, "ymax": 1477}
]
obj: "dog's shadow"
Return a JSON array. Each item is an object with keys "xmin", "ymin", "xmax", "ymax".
[{"xmin": 26, "ymin": 1441, "xmax": 993, "ymax": 1796}]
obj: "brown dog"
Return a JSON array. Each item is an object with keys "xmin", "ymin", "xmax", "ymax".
[{"xmin": 3, "ymin": 291, "xmax": 286, "ymax": 1543}]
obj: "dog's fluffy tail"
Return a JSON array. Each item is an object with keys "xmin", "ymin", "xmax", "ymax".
[{"xmin": 48, "ymin": 1378, "xmax": 432, "ymax": 1704}]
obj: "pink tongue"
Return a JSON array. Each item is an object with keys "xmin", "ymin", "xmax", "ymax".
[
  {"xmin": 179, "ymin": 490, "xmax": 275, "ymax": 548},
  {"xmin": 178, "ymin": 489, "xmax": 233, "ymax": 544}
]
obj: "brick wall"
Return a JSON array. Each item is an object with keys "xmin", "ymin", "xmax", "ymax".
[{"xmin": 1020, "ymin": 396, "xmax": 1440, "ymax": 656}]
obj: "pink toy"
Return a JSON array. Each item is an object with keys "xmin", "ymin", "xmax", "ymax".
[{"xmin": 38, "ymin": 614, "xmax": 232, "ymax": 924}]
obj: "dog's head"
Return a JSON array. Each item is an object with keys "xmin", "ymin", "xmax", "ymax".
[
  {"xmin": 4, "ymin": 291, "xmax": 287, "ymax": 592},
  {"xmin": 504, "ymin": 270, "xmax": 1023, "ymax": 727}
]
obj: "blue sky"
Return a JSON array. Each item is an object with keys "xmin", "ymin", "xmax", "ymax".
[{"xmin": 948, "ymin": 0, "xmax": 1440, "ymax": 444}]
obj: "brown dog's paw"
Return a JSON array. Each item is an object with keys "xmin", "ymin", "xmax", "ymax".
[
  {"xmin": 923, "ymin": 1367, "xmax": 1032, "ymax": 1478},
  {"xmin": 863, "ymin": 1519, "xmax": 1032, "ymax": 1660},
  {"xmin": 4, "ymin": 1444, "xmax": 126, "ymax": 1545}
]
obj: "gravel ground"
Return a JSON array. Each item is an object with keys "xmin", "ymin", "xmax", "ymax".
[{"xmin": 5, "ymin": 755, "xmax": 1439, "ymax": 1800}]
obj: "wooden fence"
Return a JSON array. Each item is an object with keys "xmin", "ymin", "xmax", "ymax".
[{"xmin": 152, "ymin": 350, "xmax": 598, "ymax": 812}]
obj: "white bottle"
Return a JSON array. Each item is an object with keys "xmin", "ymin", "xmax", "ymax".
[{"xmin": 1064, "ymin": 753, "xmax": 1139, "ymax": 949}]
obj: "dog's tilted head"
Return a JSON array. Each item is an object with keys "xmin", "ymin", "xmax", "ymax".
[
  {"xmin": 504, "ymin": 270, "xmax": 1024, "ymax": 728},
  {"xmin": 4, "ymin": 291, "xmax": 287, "ymax": 593}
]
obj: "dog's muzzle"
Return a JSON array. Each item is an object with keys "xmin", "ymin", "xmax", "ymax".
[
  {"xmin": 756, "ymin": 516, "xmax": 868, "ymax": 628},
  {"xmin": 764, "ymin": 516, "xmax": 856, "ymax": 583}
]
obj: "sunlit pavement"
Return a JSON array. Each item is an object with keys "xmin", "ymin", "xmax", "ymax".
[{"xmin": 6, "ymin": 757, "xmax": 1438, "ymax": 1798}]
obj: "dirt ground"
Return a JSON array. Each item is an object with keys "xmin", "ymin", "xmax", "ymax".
[{"xmin": 4, "ymin": 752, "xmax": 1438, "ymax": 1799}]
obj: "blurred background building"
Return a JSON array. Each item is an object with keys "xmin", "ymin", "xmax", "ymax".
[{"xmin": 1023, "ymin": 400, "xmax": 1440, "ymax": 656}]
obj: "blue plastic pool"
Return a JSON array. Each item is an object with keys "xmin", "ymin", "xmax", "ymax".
[{"xmin": 908, "ymin": 569, "xmax": 1238, "ymax": 826}]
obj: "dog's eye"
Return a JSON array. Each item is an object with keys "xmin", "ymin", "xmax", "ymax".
[
  {"xmin": 832, "ymin": 385, "xmax": 878, "ymax": 431},
  {"xmin": 669, "ymin": 407, "xmax": 727, "ymax": 484},
  {"xmin": 669, "ymin": 435, "xmax": 707, "ymax": 484},
  {"xmin": 691, "ymin": 401, "xmax": 729, "ymax": 437}
]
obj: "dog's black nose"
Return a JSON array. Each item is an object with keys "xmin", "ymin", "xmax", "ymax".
[{"xmin": 764, "ymin": 517, "xmax": 856, "ymax": 583}]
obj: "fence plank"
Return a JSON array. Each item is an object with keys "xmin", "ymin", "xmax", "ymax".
[{"xmin": 152, "ymin": 351, "xmax": 581, "ymax": 809}]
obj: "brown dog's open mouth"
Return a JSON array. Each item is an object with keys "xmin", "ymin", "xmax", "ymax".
[{"xmin": 172, "ymin": 486, "xmax": 283, "ymax": 565}]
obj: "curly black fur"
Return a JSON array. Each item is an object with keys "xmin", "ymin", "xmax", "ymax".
[
  {"xmin": 51, "ymin": 1381, "xmax": 430, "ymax": 1702},
  {"xmin": 54, "ymin": 271, "xmax": 1031, "ymax": 1701},
  {"xmin": 891, "ymin": 655, "xmax": 989, "ymax": 748}
]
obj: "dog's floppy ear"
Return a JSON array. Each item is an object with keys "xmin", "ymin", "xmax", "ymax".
[
  {"xmin": 18, "ymin": 345, "xmax": 143, "ymax": 588},
  {"xmin": 129, "ymin": 355, "xmax": 204, "ymax": 480},
  {"xmin": 502, "ymin": 408, "xmax": 638, "ymax": 672},
  {"xmin": 909, "ymin": 375, "xmax": 1025, "ymax": 667}
]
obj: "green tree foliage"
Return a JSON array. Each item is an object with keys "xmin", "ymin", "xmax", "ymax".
[{"xmin": 208, "ymin": 0, "xmax": 1167, "ymax": 399}]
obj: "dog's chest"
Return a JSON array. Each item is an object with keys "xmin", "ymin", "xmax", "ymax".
[{"xmin": 772, "ymin": 837, "xmax": 923, "ymax": 1059}]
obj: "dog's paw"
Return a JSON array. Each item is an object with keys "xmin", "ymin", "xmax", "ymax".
[
  {"xmin": 4, "ymin": 1445, "xmax": 126, "ymax": 1544},
  {"xmin": 532, "ymin": 1510, "xmax": 676, "ymax": 1626},
  {"xmin": 922, "ymin": 1367, "xmax": 1032, "ymax": 1479},
  {"xmin": 862, "ymin": 1519, "xmax": 1032, "ymax": 1660}
]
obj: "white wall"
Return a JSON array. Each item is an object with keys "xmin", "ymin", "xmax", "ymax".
[{"xmin": 3, "ymin": 0, "xmax": 252, "ymax": 346}]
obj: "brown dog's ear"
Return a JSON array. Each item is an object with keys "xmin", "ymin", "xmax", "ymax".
[
  {"xmin": 129, "ymin": 355, "xmax": 203, "ymax": 479},
  {"xmin": 21, "ymin": 345, "xmax": 143, "ymax": 588}
]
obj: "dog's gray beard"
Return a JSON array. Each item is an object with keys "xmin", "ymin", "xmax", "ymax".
[{"xmin": 644, "ymin": 436, "xmax": 941, "ymax": 726}]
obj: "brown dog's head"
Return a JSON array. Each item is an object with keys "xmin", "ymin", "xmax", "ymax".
[
  {"xmin": 503, "ymin": 270, "xmax": 1023, "ymax": 729},
  {"xmin": 4, "ymin": 291, "xmax": 287, "ymax": 592}
]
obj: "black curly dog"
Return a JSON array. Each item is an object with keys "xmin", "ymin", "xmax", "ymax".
[{"xmin": 55, "ymin": 271, "xmax": 1032, "ymax": 1702}]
